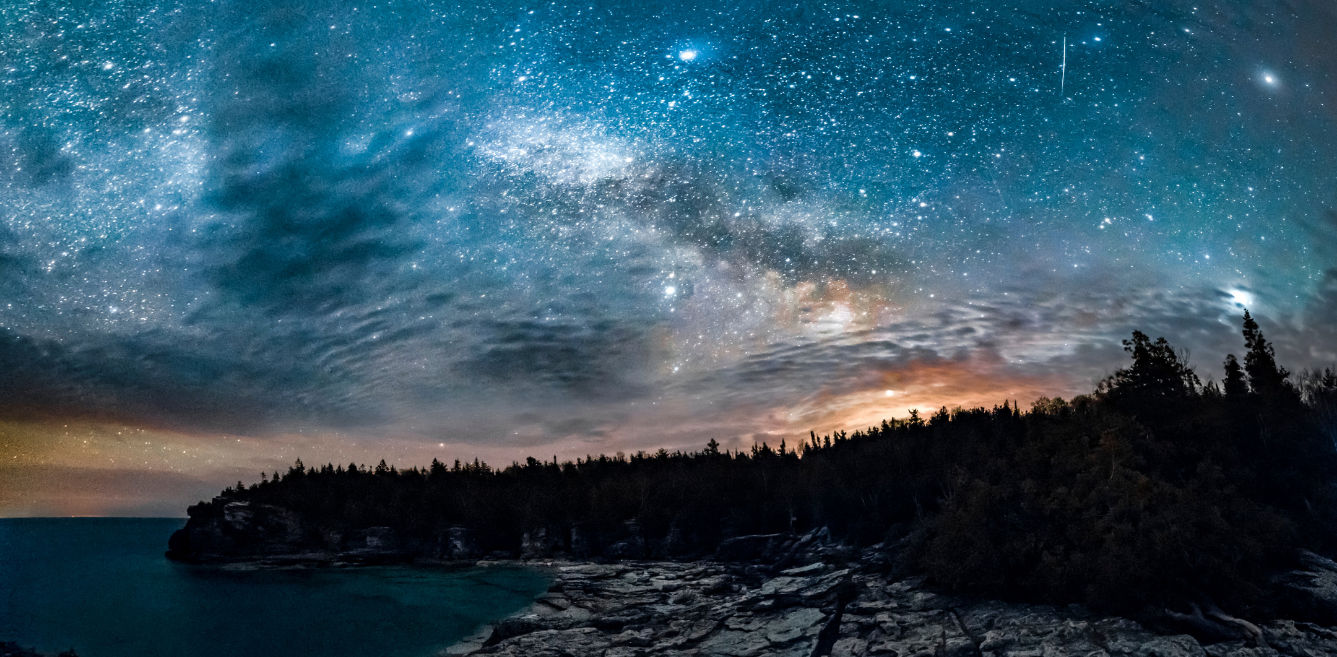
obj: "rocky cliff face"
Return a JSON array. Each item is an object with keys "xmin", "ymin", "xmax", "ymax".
[
  {"xmin": 165, "ymin": 499, "xmax": 842, "ymax": 564},
  {"xmin": 166, "ymin": 499, "xmax": 483, "ymax": 564}
]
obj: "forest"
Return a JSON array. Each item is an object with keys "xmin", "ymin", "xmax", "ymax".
[{"xmin": 175, "ymin": 311, "xmax": 1337, "ymax": 613}]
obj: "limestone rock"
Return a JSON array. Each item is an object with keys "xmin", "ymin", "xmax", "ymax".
[
  {"xmin": 1275, "ymin": 551, "xmax": 1337, "ymax": 625},
  {"xmin": 447, "ymin": 558, "xmax": 1337, "ymax": 657}
]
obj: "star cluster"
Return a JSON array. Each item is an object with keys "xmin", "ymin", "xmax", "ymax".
[{"xmin": 2, "ymin": 0, "xmax": 1336, "ymax": 515}]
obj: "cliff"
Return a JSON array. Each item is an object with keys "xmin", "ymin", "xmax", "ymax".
[
  {"xmin": 166, "ymin": 497, "xmax": 839, "ymax": 565},
  {"xmin": 166, "ymin": 498, "xmax": 483, "ymax": 564}
]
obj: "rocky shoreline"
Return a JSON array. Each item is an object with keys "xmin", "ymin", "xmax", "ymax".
[
  {"xmin": 442, "ymin": 550, "xmax": 1337, "ymax": 657},
  {"xmin": 166, "ymin": 501, "xmax": 1337, "ymax": 656}
]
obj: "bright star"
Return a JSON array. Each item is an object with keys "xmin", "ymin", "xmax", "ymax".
[{"xmin": 677, "ymin": 49, "xmax": 698, "ymax": 62}]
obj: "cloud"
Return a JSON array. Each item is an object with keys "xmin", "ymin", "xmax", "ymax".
[
  {"xmin": 1, "ymin": 0, "xmax": 1333, "ymax": 462},
  {"xmin": 462, "ymin": 316, "xmax": 659, "ymax": 397},
  {"xmin": 0, "ymin": 327, "xmax": 377, "ymax": 434},
  {"xmin": 0, "ymin": 223, "xmax": 35, "ymax": 293},
  {"xmin": 0, "ymin": 127, "xmax": 76, "ymax": 187},
  {"xmin": 196, "ymin": 13, "xmax": 422, "ymax": 315},
  {"xmin": 1296, "ymin": 267, "xmax": 1337, "ymax": 363},
  {"xmin": 674, "ymin": 284, "xmax": 1272, "ymax": 431}
]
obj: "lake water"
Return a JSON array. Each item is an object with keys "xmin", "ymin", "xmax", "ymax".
[{"xmin": 0, "ymin": 518, "xmax": 548, "ymax": 657}]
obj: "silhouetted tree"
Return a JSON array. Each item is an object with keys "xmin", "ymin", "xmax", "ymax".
[
  {"xmin": 1242, "ymin": 310, "xmax": 1290, "ymax": 397},
  {"xmin": 190, "ymin": 314, "xmax": 1337, "ymax": 616},
  {"xmin": 1223, "ymin": 354, "xmax": 1247, "ymax": 398},
  {"xmin": 1104, "ymin": 331, "xmax": 1200, "ymax": 400}
]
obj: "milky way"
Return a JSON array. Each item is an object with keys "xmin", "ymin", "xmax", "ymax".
[{"xmin": 2, "ymin": 0, "xmax": 1336, "ymax": 515}]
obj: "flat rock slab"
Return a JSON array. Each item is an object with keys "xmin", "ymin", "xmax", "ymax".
[{"xmin": 449, "ymin": 558, "xmax": 1337, "ymax": 657}]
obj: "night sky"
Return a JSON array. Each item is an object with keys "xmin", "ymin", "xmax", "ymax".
[{"xmin": 3, "ymin": 0, "xmax": 1336, "ymax": 516}]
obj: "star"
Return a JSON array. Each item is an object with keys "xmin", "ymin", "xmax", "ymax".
[{"xmin": 1, "ymin": 0, "xmax": 1334, "ymax": 516}]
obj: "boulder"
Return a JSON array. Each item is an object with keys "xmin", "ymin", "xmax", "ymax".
[{"xmin": 1275, "ymin": 550, "xmax": 1337, "ymax": 624}]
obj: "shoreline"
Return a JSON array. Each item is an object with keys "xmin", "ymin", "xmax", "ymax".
[
  {"xmin": 165, "ymin": 511, "xmax": 1337, "ymax": 656},
  {"xmin": 432, "ymin": 550, "xmax": 1337, "ymax": 657}
]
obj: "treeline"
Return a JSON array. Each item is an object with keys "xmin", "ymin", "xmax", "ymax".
[{"xmin": 190, "ymin": 311, "xmax": 1337, "ymax": 612}]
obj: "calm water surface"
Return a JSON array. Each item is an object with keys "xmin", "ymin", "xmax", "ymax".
[{"xmin": 0, "ymin": 518, "xmax": 548, "ymax": 657}]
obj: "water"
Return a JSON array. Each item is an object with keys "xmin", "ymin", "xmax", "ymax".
[{"xmin": 0, "ymin": 518, "xmax": 548, "ymax": 657}]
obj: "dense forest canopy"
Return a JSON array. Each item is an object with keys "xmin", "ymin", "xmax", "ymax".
[{"xmin": 182, "ymin": 311, "xmax": 1337, "ymax": 613}]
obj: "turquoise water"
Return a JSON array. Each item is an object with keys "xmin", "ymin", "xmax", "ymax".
[{"xmin": 0, "ymin": 518, "xmax": 547, "ymax": 657}]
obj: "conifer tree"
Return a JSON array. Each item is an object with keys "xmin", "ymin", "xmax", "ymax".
[
  {"xmin": 1102, "ymin": 330, "xmax": 1200, "ymax": 402},
  {"xmin": 1223, "ymin": 353, "xmax": 1247, "ymax": 398},
  {"xmin": 704, "ymin": 438, "xmax": 720, "ymax": 456},
  {"xmin": 1241, "ymin": 310, "xmax": 1290, "ymax": 397}
]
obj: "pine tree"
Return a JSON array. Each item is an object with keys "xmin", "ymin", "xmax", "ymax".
[
  {"xmin": 1241, "ymin": 310, "xmax": 1289, "ymax": 396},
  {"xmin": 1102, "ymin": 330, "xmax": 1200, "ymax": 402},
  {"xmin": 1223, "ymin": 353, "xmax": 1247, "ymax": 397}
]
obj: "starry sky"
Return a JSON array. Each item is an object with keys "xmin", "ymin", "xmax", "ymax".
[{"xmin": 2, "ymin": 0, "xmax": 1336, "ymax": 516}]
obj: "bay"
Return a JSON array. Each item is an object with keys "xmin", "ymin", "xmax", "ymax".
[{"xmin": 0, "ymin": 518, "xmax": 547, "ymax": 657}]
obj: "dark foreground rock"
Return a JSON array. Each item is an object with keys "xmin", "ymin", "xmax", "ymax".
[{"xmin": 445, "ymin": 548, "xmax": 1337, "ymax": 657}]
